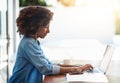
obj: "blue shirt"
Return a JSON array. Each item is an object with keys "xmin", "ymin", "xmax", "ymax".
[{"xmin": 8, "ymin": 36, "xmax": 60, "ymax": 83}]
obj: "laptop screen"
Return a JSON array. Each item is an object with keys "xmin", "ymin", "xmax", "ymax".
[{"xmin": 99, "ymin": 45, "xmax": 115, "ymax": 73}]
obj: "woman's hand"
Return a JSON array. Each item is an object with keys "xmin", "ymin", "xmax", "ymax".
[
  {"xmin": 68, "ymin": 64, "xmax": 93, "ymax": 74},
  {"xmin": 82, "ymin": 64, "xmax": 93, "ymax": 71},
  {"xmin": 69, "ymin": 67, "xmax": 83, "ymax": 74}
]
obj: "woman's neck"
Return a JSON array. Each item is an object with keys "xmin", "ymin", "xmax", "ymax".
[{"xmin": 26, "ymin": 34, "xmax": 38, "ymax": 40}]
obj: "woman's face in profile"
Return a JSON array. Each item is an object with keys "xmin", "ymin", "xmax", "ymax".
[{"xmin": 37, "ymin": 25, "xmax": 50, "ymax": 38}]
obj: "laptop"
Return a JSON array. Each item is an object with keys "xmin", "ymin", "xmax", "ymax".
[
  {"xmin": 66, "ymin": 44, "xmax": 114, "ymax": 83},
  {"xmin": 86, "ymin": 44, "xmax": 115, "ymax": 74}
]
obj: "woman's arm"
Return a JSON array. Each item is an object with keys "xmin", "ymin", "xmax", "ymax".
[
  {"xmin": 58, "ymin": 64, "xmax": 93, "ymax": 74},
  {"xmin": 58, "ymin": 64, "xmax": 82, "ymax": 67}
]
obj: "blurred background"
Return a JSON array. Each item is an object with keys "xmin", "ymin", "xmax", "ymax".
[{"xmin": 0, "ymin": 0, "xmax": 120, "ymax": 83}]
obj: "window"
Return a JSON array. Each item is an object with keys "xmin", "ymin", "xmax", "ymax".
[{"xmin": 0, "ymin": 11, "xmax": 1, "ymax": 35}]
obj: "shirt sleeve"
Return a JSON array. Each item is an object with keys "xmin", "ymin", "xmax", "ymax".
[
  {"xmin": 52, "ymin": 65, "xmax": 60, "ymax": 74},
  {"xmin": 23, "ymin": 40, "xmax": 60, "ymax": 75}
]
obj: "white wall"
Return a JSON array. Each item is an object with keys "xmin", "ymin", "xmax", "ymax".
[{"xmin": 42, "ymin": 7, "xmax": 115, "ymax": 44}]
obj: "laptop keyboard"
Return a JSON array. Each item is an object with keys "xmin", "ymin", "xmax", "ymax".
[{"xmin": 85, "ymin": 67, "xmax": 104, "ymax": 74}]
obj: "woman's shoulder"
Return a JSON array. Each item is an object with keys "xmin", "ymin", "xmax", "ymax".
[{"xmin": 19, "ymin": 36, "xmax": 38, "ymax": 48}]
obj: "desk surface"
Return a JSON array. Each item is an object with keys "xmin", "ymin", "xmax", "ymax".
[
  {"xmin": 43, "ymin": 74, "xmax": 66, "ymax": 83},
  {"xmin": 43, "ymin": 74, "xmax": 120, "ymax": 83}
]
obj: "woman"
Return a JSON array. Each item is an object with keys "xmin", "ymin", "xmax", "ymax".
[{"xmin": 8, "ymin": 6, "xmax": 93, "ymax": 83}]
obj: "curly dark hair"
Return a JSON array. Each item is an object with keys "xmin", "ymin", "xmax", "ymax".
[{"xmin": 16, "ymin": 6, "xmax": 53, "ymax": 36}]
